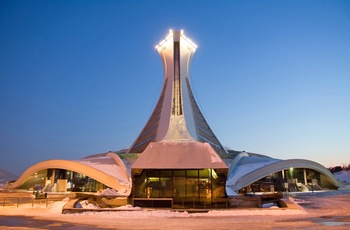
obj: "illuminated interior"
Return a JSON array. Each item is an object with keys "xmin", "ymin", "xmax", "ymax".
[
  {"xmin": 238, "ymin": 168, "xmax": 337, "ymax": 194},
  {"xmin": 132, "ymin": 169, "xmax": 227, "ymax": 203},
  {"xmin": 16, "ymin": 169, "xmax": 107, "ymax": 192}
]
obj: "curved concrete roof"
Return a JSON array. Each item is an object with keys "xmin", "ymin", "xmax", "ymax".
[
  {"xmin": 230, "ymin": 158, "xmax": 340, "ymax": 191},
  {"xmin": 75, "ymin": 152, "xmax": 130, "ymax": 184},
  {"xmin": 10, "ymin": 153, "xmax": 131, "ymax": 194},
  {"xmin": 227, "ymin": 152, "xmax": 249, "ymax": 178}
]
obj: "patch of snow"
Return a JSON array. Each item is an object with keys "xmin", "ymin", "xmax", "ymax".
[
  {"xmin": 334, "ymin": 171, "xmax": 350, "ymax": 183},
  {"xmin": 113, "ymin": 204, "xmax": 142, "ymax": 210},
  {"xmin": 211, "ymin": 155, "xmax": 221, "ymax": 163},
  {"xmin": 292, "ymin": 198, "xmax": 311, "ymax": 204},
  {"xmin": 76, "ymin": 200, "xmax": 99, "ymax": 209},
  {"xmin": 262, "ymin": 202, "xmax": 278, "ymax": 208},
  {"xmin": 95, "ymin": 187, "xmax": 129, "ymax": 196},
  {"xmin": 95, "ymin": 188, "xmax": 118, "ymax": 196},
  {"xmin": 65, "ymin": 203, "xmax": 304, "ymax": 217},
  {"xmin": 338, "ymin": 184, "xmax": 350, "ymax": 190},
  {"xmin": 50, "ymin": 201, "xmax": 69, "ymax": 213}
]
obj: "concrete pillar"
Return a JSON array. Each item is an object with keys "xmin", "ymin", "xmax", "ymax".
[
  {"xmin": 303, "ymin": 168, "xmax": 307, "ymax": 185},
  {"xmin": 51, "ymin": 169, "xmax": 55, "ymax": 185}
]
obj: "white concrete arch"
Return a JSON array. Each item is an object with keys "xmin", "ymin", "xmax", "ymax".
[
  {"xmin": 232, "ymin": 159, "xmax": 340, "ymax": 191},
  {"xmin": 106, "ymin": 152, "xmax": 130, "ymax": 182},
  {"xmin": 227, "ymin": 152, "xmax": 250, "ymax": 179},
  {"xmin": 10, "ymin": 159, "xmax": 123, "ymax": 191}
]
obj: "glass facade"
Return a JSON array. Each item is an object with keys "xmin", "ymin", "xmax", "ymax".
[
  {"xmin": 240, "ymin": 168, "xmax": 324, "ymax": 194},
  {"xmin": 132, "ymin": 169, "xmax": 227, "ymax": 202}
]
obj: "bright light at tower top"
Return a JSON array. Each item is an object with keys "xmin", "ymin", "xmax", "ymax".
[
  {"xmin": 180, "ymin": 30, "xmax": 198, "ymax": 49},
  {"xmin": 155, "ymin": 29, "xmax": 198, "ymax": 50}
]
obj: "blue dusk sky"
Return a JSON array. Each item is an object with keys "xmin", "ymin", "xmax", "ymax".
[{"xmin": 1, "ymin": 1, "xmax": 350, "ymax": 175}]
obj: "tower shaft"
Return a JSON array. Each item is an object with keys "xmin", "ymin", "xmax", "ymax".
[{"xmin": 128, "ymin": 30, "xmax": 226, "ymax": 154}]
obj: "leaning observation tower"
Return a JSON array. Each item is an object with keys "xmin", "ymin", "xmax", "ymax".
[{"xmin": 128, "ymin": 30, "xmax": 226, "ymax": 155}]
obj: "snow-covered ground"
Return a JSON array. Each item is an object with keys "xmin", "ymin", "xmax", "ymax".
[
  {"xmin": 333, "ymin": 170, "xmax": 350, "ymax": 191},
  {"xmin": 1, "ymin": 191, "xmax": 350, "ymax": 229},
  {"xmin": 334, "ymin": 170, "xmax": 350, "ymax": 183},
  {"xmin": 0, "ymin": 198, "xmax": 306, "ymax": 220}
]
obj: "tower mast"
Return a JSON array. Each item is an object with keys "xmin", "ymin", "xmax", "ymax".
[{"xmin": 128, "ymin": 30, "xmax": 226, "ymax": 154}]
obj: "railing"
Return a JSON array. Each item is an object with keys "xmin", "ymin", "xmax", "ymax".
[
  {"xmin": 32, "ymin": 197, "xmax": 49, "ymax": 207},
  {"xmin": 1, "ymin": 195, "xmax": 68, "ymax": 208},
  {"xmin": 2, "ymin": 197, "xmax": 20, "ymax": 207}
]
